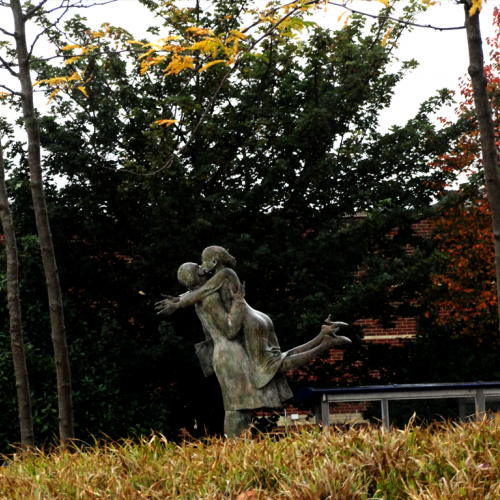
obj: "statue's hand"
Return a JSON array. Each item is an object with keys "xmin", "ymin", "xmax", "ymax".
[
  {"xmin": 155, "ymin": 297, "xmax": 181, "ymax": 316},
  {"xmin": 230, "ymin": 281, "xmax": 246, "ymax": 303}
]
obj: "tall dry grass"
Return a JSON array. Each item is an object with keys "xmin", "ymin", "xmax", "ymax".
[{"xmin": 1, "ymin": 416, "xmax": 500, "ymax": 499}]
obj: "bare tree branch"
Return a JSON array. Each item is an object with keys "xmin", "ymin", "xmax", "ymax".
[
  {"xmin": 0, "ymin": 55, "xmax": 19, "ymax": 77},
  {"xmin": 29, "ymin": 1, "xmax": 72, "ymax": 58},
  {"xmin": 9, "ymin": 53, "xmax": 68, "ymax": 65},
  {"xmin": 0, "ymin": 26, "xmax": 15, "ymax": 36},
  {"xmin": 25, "ymin": 0, "xmax": 118, "ymax": 57},
  {"xmin": 240, "ymin": 0, "xmax": 465, "ymax": 34},
  {"xmin": 240, "ymin": 0, "xmax": 302, "ymax": 35},
  {"xmin": 71, "ymin": 0, "xmax": 116, "ymax": 8},
  {"xmin": 39, "ymin": 0, "xmax": 116, "ymax": 16},
  {"xmin": 0, "ymin": 83, "xmax": 20, "ymax": 95},
  {"xmin": 333, "ymin": 1, "xmax": 465, "ymax": 31},
  {"xmin": 0, "ymin": 48, "xmax": 140, "ymax": 67}
]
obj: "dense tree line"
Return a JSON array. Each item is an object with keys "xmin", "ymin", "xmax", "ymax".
[{"xmin": 0, "ymin": 0, "xmax": 467, "ymax": 451}]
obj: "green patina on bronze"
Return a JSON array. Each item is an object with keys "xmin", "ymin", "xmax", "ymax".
[{"xmin": 157, "ymin": 247, "xmax": 351, "ymax": 437}]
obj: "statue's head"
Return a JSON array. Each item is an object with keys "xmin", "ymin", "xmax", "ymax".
[
  {"xmin": 201, "ymin": 246, "xmax": 236, "ymax": 273},
  {"xmin": 177, "ymin": 262, "xmax": 208, "ymax": 290}
]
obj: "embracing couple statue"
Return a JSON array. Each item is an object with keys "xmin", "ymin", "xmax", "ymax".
[{"xmin": 156, "ymin": 246, "xmax": 351, "ymax": 437}]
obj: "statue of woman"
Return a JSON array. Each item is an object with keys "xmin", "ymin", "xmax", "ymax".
[{"xmin": 157, "ymin": 247, "xmax": 350, "ymax": 436}]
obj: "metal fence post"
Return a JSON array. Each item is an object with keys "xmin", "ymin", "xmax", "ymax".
[
  {"xmin": 458, "ymin": 398, "xmax": 467, "ymax": 422},
  {"xmin": 320, "ymin": 395, "xmax": 330, "ymax": 427},
  {"xmin": 475, "ymin": 388, "xmax": 486, "ymax": 417},
  {"xmin": 314, "ymin": 399, "xmax": 321, "ymax": 426},
  {"xmin": 381, "ymin": 399, "xmax": 389, "ymax": 429}
]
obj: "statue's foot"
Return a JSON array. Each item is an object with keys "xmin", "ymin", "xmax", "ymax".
[
  {"xmin": 332, "ymin": 335, "xmax": 351, "ymax": 345},
  {"xmin": 324, "ymin": 334, "xmax": 352, "ymax": 348},
  {"xmin": 324, "ymin": 315, "xmax": 348, "ymax": 329},
  {"xmin": 321, "ymin": 319, "xmax": 348, "ymax": 339}
]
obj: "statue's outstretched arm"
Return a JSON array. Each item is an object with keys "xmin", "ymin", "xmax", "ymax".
[{"xmin": 156, "ymin": 268, "xmax": 239, "ymax": 316}]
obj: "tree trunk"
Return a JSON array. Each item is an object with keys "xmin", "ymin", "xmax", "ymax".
[
  {"xmin": 10, "ymin": 0, "xmax": 74, "ymax": 445},
  {"xmin": 464, "ymin": 2, "xmax": 500, "ymax": 327},
  {"xmin": 0, "ymin": 137, "xmax": 34, "ymax": 450}
]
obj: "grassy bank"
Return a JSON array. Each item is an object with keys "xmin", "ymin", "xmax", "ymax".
[{"xmin": 1, "ymin": 417, "xmax": 500, "ymax": 499}]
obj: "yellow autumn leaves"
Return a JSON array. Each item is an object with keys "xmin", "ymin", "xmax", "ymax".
[
  {"xmin": 60, "ymin": 42, "xmax": 99, "ymax": 65},
  {"xmin": 127, "ymin": 27, "xmax": 247, "ymax": 78},
  {"xmin": 154, "ymin": 119, "xmax": 177, "ymax": 127},
  {"xmin": 34, "ymin": 71, "xmax": 90, "ymax": 104}
]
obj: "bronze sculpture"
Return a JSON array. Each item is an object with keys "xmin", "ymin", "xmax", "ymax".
[{"xmin": 156, "ymin": 246, "xmax": 351, "ymax": 437}]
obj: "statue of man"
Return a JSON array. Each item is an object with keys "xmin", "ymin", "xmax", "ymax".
[{"xmin": 157, "ymin": 247, "xmax": 350, "ymax": 437}]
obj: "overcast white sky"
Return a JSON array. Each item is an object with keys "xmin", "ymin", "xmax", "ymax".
[{"xmin": 1, "ymin": 0, "xmax": 499, "ymax": 138}]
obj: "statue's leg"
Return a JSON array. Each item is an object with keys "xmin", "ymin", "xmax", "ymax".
[
  {"xmin": 224, "ymin": 410, "xmax": 252, "ymax": 437},
  {"xmin": 286, "ymin": 322, "xmax": 347, "ymax": 356},
  {"xmin": 279, "ymin": 335, "xmax": 351, "ymax": 372},
  {"xmin": 285, "ymin": 332, "xmax": 325, "ymax": 356}
]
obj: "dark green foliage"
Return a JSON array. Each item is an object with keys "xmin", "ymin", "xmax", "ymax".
[{"xmin": 0, "ymin": 0, "xmax": 465, "ymax": 451}]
